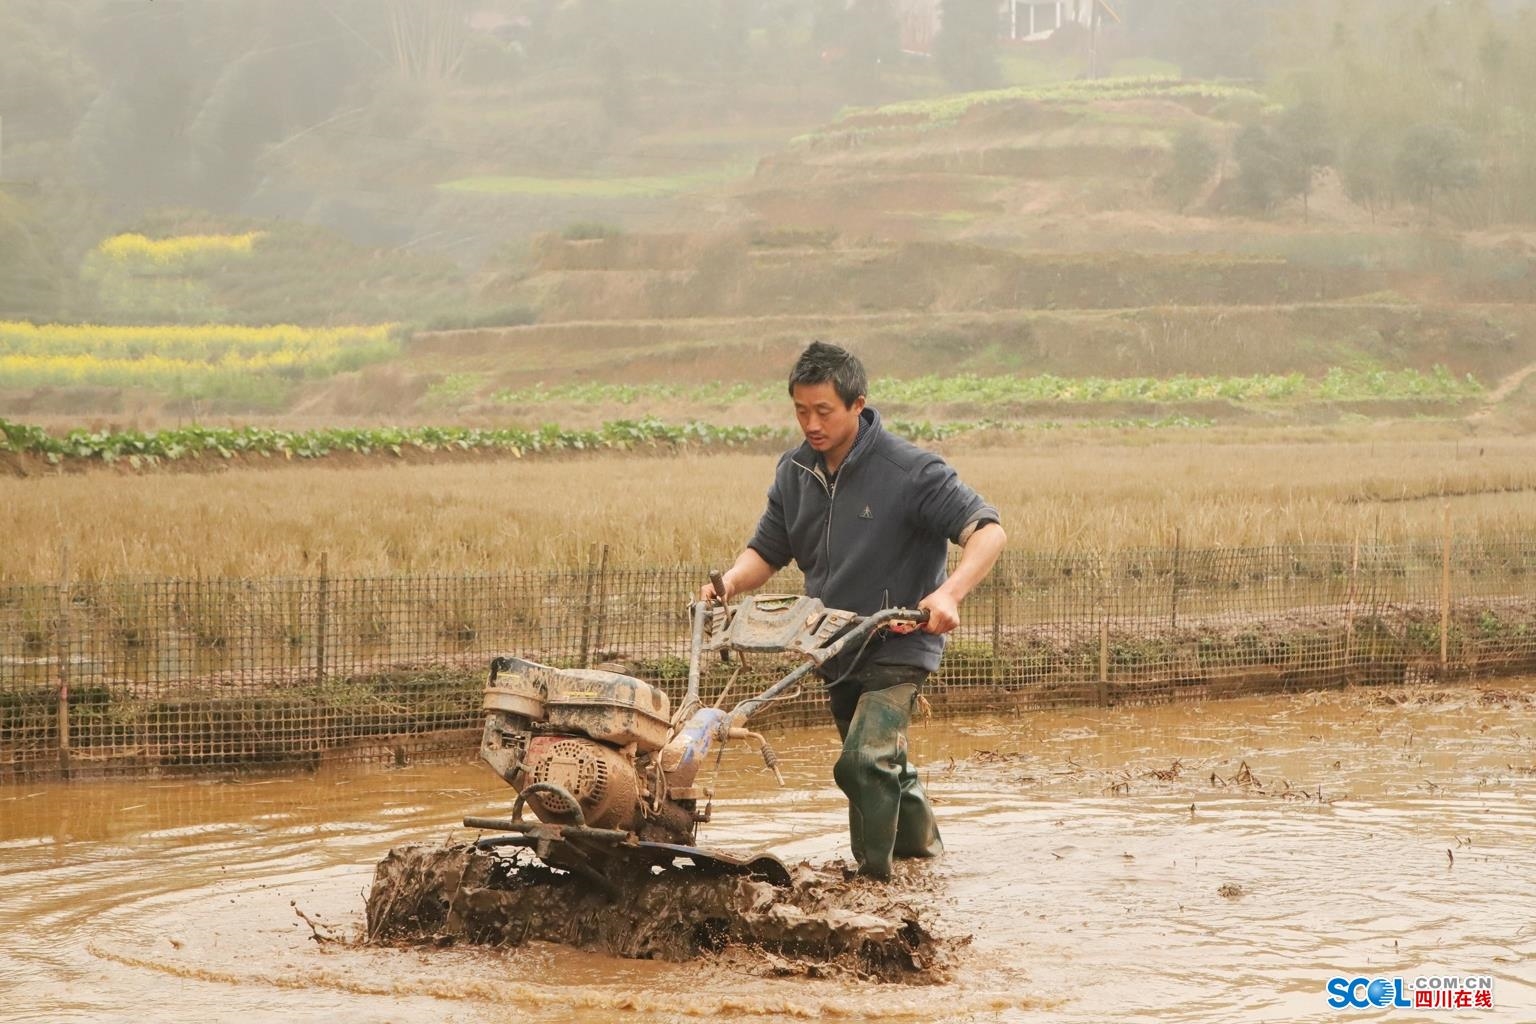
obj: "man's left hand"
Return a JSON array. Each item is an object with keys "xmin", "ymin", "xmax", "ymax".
[{"xmin": 917, "ymin": 591, "xmax": 960, "ymax": 634}]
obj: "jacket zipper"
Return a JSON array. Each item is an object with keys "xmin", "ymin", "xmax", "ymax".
[
  {"xmin": 792, "ymin": 457, "xmax": 838, "ymax": 575},
  {"xmin": 824, "ymin": 475, "xmax": 837, "ymax": 567}
]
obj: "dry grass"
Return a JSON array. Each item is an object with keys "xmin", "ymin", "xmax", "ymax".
[{"xmin": 3, "ymin": 431, "xmax": 1535, "ymax": 582}]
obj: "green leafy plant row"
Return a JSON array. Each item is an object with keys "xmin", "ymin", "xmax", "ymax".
[
  {"xmin": 0, "ymin": 415, "xmax": 1215, "ymax": 468},
  {"xmin": 892, "ymin": 417, "xmax": 1215, "ymax": 439},
  {"xmin": 0, "ymin": 419, "xmax": 780, "ymax": 467},
  {"xmin": 492, "ymin": 367, "xmax": 1483, "ymax": 407}
]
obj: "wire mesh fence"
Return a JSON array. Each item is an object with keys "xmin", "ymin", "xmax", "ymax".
[{"xmin": 2, "ymin": 540, "xmax": 1533, "ymax": 779}]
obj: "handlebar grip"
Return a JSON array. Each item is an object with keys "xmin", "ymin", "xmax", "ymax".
[
  {"xmin": 708, "ymin": 570, "xmax": 727, "ymax": 604},
  {"xmin": 890, "ymin": 607, "xmax": 930, "ymax": 624},
  {"xmin": 848, "ymin": 607, "xmax": 931, "ymax": 628}
]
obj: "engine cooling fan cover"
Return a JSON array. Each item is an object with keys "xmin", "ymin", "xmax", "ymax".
[{"xmin": 521, "ymin": 734, "xmax": 640, "ymax": 830}]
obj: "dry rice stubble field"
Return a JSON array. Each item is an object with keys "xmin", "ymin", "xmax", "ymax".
[{"xmin": 3, "ymin": 432, "xmax": 1535, "ymax": 582}]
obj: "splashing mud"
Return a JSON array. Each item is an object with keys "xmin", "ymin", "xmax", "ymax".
[{"xmin": 366, "ymin": 843, "xmax": 953, "ymax": 982}]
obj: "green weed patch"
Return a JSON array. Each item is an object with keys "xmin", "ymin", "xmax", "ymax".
[{"xmin": 800, "ymin": 76, "xmax": 1265, "ymax": 145}]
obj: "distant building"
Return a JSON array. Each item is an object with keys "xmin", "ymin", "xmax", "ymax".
[
  {"xmin": 1005, "ymin": 1, "xmax": 1091, "ymax": 41},
  {"xmin": 899, "ymin": 0, "xmax": 1103, "ymax": 55}
]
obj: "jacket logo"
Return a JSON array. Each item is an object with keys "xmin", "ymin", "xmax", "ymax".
[{"xmin": 859, "ymin": 505, "xmax": 874, "ymax": 520}]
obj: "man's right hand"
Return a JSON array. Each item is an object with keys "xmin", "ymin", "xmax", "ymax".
[
  {"xmin": 700, "ymin": 549, "xmax": 777, "ymax": 606},
  {"xmin": 699, "ymin": 575, "xmax": 730, "ymax": 604}
]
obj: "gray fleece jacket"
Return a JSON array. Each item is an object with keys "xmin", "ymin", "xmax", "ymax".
[{"xmin": 746, "ymin": 406, "xmax": 999, "ymax": 675}]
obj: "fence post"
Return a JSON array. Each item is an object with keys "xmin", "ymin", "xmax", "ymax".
[
  {"xmin": 579, "ymin": 544, "xmax": 598, "ymax": 668},
  {"xmin": 1440, "ymin": 504, "xmax": 1451, "ymax": 674},
  {"xmin": 1096, "ymin": 557, "xmax": 1110, "ymax": 706},
  {"xmin": 591, "ymin": 544, "xmax": 611, "ymax": 663},
  {"xmin": 1170, "ymin": 528, "xmax": 1182, "ymax": 630},
  {"xmin": 1097, "ymin": 607, "xmax": 1110, "ymax": 705},
  {"xmin": 56, "ymin": 546, "xmax": 71, "ymax": 775},
  {"xmin": 1343, "ymin": 534, "xmax": 1360, "ymax": 678},
  {"xmin": 990, "ymin": 573, "xmax": 1003, "ymax": 684},
  {"xmin": 316, "ymin": 552, "xmax": 330, "ymax": 684}
]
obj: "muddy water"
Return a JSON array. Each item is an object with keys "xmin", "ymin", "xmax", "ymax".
[{"xmin": 3, "ymin": 684, "xmax": 1534, "ymax": 1024}]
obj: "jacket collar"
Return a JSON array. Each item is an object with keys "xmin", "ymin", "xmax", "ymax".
[{"xmin": 793, "ymin": 406, "xmax": 881, "ymax": 483}]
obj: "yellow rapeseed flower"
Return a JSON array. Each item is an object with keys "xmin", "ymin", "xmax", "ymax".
[
  {"xmin": 0, "ymin": 322, "xmax": 397, "ymax": 390},
  {"xmin": 96, "ymin": 231, "xmax": 266, "ymax": 266}
]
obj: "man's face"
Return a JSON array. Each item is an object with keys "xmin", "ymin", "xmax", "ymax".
[{"xmin": 792, "ymin": 381, "xmax": 865, "ymax": 459}]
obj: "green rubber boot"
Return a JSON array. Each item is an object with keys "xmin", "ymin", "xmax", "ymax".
[
  {"xmin": 894, "ymin": 751, "xmax": 944, "ymax": 861},
  {"xmin": 832, "ymin": 683, "xmax": 942, "ymax": 879}
]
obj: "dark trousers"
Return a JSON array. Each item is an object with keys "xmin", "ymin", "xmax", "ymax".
[{"xmin": 825, "ymin": 664, "xmax": 944, "ymax": 879}]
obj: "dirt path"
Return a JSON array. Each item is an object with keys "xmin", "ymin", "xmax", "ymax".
[{"xmin": 1469, "ymin": 357, "xmax": 1536, "ymax": 422}]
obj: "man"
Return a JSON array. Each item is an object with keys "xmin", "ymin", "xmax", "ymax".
[{"xmin": 703, "ymin": 341, "xmax": 1006, "ymax": 879}]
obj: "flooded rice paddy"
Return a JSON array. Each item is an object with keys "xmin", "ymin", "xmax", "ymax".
[{"xmin": 2, "ymin": 683, "xmax": 1533, "ymax": 1023}]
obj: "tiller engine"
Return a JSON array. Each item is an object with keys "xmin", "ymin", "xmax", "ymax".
[{"xmin": 463, "ymin": 583, "xmax": 927, "ymax": 896}]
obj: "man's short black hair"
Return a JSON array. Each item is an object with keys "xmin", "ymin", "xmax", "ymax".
[{"xmin": 788, "ymin": 341, "xmax": 867, "ymax": 408}]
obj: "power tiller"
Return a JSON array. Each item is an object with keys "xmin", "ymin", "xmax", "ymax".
[{"xmin": 463, "ymin": 577, "xmax": 928, "ymax": 896}]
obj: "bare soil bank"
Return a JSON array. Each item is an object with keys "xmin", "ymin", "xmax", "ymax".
[{"xmin": 407, "ymin": 302, "xmax": 1536, "ymax": 388}]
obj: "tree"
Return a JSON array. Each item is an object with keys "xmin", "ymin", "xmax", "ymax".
[
  {"xmin": 1395, "ymin": 122, "xmax": 1480, "ymax": 223},
  {"xmin": 70, "ymin": 0, "xmax": 200, "ymax": 211},
  {"xmin": 66, "ymin": 0, "xmax": 374, "ymax": 213},
  {"xmin": 0, "ymin": 0, "xmax": 97, "ymax": 176},
  {"xmin": 1233, "ymin": 123, "xmax": 1292, "ymax": 213},
  {"xmin": 1231, "ymin": 101, "xmax": 1334, "ymax": 218},
  {"xmin": 187, "ymin": 1, "xmax": 360, "ymax": 206},
  {"xmin": 1339, "ymin": 125, "xmax": 1394, "ymax": 223},
  {"xmin": 1156, "ymin": 126, "xmax": 1217, "ymax": 212},
  {"xmin": 934, "ymin": 0, "xmax": 1001, "ymax": 92},
  {"xmin": 1274, "ymin": 100, "xmax": 1334, "ymax": 221},
  {"xmin": 0, "ymin": 191, "xmax": 69, "ymax": 318}
]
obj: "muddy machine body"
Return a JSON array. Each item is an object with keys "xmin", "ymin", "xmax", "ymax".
[{"xmin": 464, "ymin": 589, "xmax": 926, "ymax": 895}]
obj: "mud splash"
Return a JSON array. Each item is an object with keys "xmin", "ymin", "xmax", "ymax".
[{"xmin": 365, "ymin": 843, "xmax": 955, "ymax": 982}]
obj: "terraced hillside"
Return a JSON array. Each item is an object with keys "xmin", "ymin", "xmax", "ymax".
[
  {"xmin": 12, "ymin": 78, "xmax": 1536, "ymax": 433},
  {"xmin": 359, "ymin": 81, "xmax": 1534, "ymax": 432}
]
